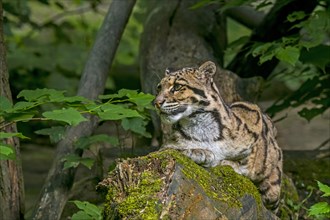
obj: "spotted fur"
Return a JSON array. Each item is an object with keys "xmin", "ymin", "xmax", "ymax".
[{"xmin": 154, "ymin": 61, "xmax": 283, "ymax": 213}]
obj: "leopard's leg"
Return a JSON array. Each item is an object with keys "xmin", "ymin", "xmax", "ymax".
[{"xmin": 258, "ymin": 164, "xmax": 282, "ymax": 214}]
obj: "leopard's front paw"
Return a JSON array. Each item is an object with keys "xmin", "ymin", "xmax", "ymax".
[{"xmin": 181, "ymin": 149, "xmax": 216, "ymax": 167}]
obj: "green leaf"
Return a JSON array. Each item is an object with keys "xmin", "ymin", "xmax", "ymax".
[
  {"xmin": 75, "ymin": 134, "xmax": 119, "ymax": 149},
  {"xmin": 252, "ymin": 42, "xmax": 273, "ymax": 57},
  {"xmin": 99, "ymin": 90, "xmax": 154, "ymax": 112},
  {"xmin": 251, "ymin": 42, "xmax": 278, "ymax": 64},
  {"xmin": 259, "ymin": 50, "xmax": 277, "ymax": 64},
  {"xmin": 317, "ymin": 181, "xmax": 330, "ymax": 197},
  {"xmin": 309, "ymin": 202, "xmax": 330, "ymax": 216},
  {"xmin": 0, "ymin": 144, "xmax": 16, "ymax": 160},
  {"xmin": 17, "ymin": 88, "xmax": 65, "ymax": 101},
  {"xmin": 42, "ymin": 108, "xmax": 87, "ymax": 126},
  {"xmin": 71, "ymin": 211, "xmax": 88, "ymax": 220},
  {"xmin": 35, "ymin": 126, "xmax": 67, "ymax": 143},
  {"xmin": 127, "ymin": 92, "xmax": 154, "ymax": 109},
  {"xmin": 275, "ymin": 46, "xmax": 300, "ymax": 66},
  {"xmin": 298, "ymin": 107, "xmax": 327, "ymax": 122},
  {"xmin": 98, "ymin": 104, "xmax": 142, "ymax": 121},
  {"xmin": 12, "ymin": 101, "xmax": 37, "ymax": 111},
  {"xmin": 300, "ymin": 45, "xmax": 330, "ymax": 71},
  {"xmin": 18, "ymin": 89, "xmax": 88, "ymax": 104},
  {"xmin": 287, "ymin": 11, "xmax": 307, "ymax": 22},
  {"xmin": 121, "ymin": 118, "xmax": 151, "ymax": 138},
  {"xmin": 0, "ymin": 96, "xmax": 12, "ymax": 112},
  {"xmin": 299, "ymin": 11, "xmax": 330, "ymax": 49},
  {"xmin": 0, "ymin": 132, "xmax": 29, "ymax": 139},
  {"xmin": 71, "ymin": 211, "xmax": 96, "ymax": 220},
  {"xmin": 63, "ymin": 155, "xmax": 94, "ymax": 169},
  {"xmin": 0, "ymin": 144, "xmax": 14, "ymax": 155},
  {"xmin": 118, "ymin": 89, "xmax": 138, "ymax": 97},
  {"xmin": 3, "ymin": 112, "xmax": 35, "ymax": 122},
  {"xmin": 71, "ymin": 200, "xmax": 102, "ymax": 220},
  {"xmin": 84, "ymin": 102, "xmax": 100, "ymax": 111},
  {"xmin": 78, "ymin": 158, "xmax": 94, "ymax": 169},
  {"xmin": 266, "ymin": 75, "xmax": 329, "ymax": 119}
]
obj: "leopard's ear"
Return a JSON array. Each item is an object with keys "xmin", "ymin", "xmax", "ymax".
[
  {"xmin": 165, "ymin": 68, "xmax": 171, "ymax": 75},
  {"xmin": 165, "ymin": 67, "xmax": 175, "ymax": 76},
  {"xmin": 198, "ymin": 61, "xmax": 216, "ymax": 79}
]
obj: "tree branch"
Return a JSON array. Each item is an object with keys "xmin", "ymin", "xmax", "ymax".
[
  {"xmin": 31, "ymin": 0, "xmax": 136, "ymax": 219},
  {"xmin": 41, "ymin": 3, "xmax": 108, "ymax": 26},
  {"xmin": 226, "ymin": 6, "xmax": 264, "ymax": 29}
]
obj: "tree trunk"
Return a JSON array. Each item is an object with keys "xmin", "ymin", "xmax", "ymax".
[
  {"xmin": 139, "ymin": 0, "xmax": 262, "ymax": 144},
  {"xmin": 0, "ymin": 1, "xmax": 25, "ymax": 219},
  {"xmin": 31, "ymin": 0, "xmax": 136, "ymax": 219},
  {"xmin": 99, "ymin": 149, "xmax": 278, "ymax": 220},
  {"xmin": 227, "ymin": 0, "xmax": 318, "ymax": 79}
]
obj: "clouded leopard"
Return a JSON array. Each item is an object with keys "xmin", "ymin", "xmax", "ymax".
[{"xmin": 154, "ymin": 61, "xmax": 283, "ymax": 213}]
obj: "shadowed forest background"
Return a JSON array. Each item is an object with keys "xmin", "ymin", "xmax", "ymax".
[{"xmin": 0, "ymin": 0, "xmax": 329, "ymax": 219}]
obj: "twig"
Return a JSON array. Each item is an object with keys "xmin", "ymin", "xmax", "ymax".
[
  {"xmin": 314, "ymin": 138, "xmax": 330, "ymax": 150},
  {"xmin": 45, "ymin": 6, "xmax": 91, "ymax": 24},
  {"xmin": 0, "ymin": 118, "xmax": 51, "ymax": 130}
]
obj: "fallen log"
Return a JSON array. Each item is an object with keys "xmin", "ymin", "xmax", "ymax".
[{"xmin": 98, "ymin": 149, "xmax": 278, "ymax": 219}]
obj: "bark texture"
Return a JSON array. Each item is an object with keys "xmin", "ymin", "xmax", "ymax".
[
  {"xmin": 99, "ymin": 149, "xmax": 278, "ymax": 220},
  {"xmin": 227, "ymin": 0, "xmax": 318, "ymax": 78},
  {"xmin": 0, "ymin": 1, "xmax": 25, "ymax": 219},
  {"xmin": 139, "ymin": 0, "xmax": 262, "ymax": 142},
  {"xmin": 31, "ymin": 0, "xmax": 136, "ymax": 219}
]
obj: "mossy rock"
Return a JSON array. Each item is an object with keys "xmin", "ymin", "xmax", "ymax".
[{"xmin": 98, "ymin": 149, "xmax": 278, "ymax": 220}]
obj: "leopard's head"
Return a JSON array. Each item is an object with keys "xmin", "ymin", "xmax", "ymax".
[{"xmin": 154, "ymin": 61, "xmax": 219, "ymax": 123}]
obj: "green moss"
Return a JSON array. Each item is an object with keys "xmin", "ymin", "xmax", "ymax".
[
  {"xmin": 103, "ymin": 149, "xmax": 263, "ymax": 219},
  {"xmin": 119, "ymin": 171, "xmax": 162, "ymax": 218},
  {"xmin": 211, "ymin": 165, "xmax": 263, "ymax": 207},
  {"xmin": 104, "ymin": 168, "xmax": 164, "ymax": 219},
  {"xmin": 150, "ymin": 149, "xmax": 262, "ymax": 209}
]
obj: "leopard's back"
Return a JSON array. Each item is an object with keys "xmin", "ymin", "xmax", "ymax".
[{"xmin": 219, "ymin": 100, "xmax": 282, "ymax": 211}]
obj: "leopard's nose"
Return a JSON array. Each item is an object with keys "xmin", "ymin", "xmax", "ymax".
[{"xmin": 153, "ymin": 96, "xmax": 165, "ymax": 108}]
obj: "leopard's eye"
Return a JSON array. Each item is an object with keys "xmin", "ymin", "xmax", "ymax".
[
  {"xmin": 156, "ymin": 84, "xmax": 161, "ymax": 93},
  {"xmin": 171, "ymin": 84, "xmax": 183, "ymax": 93}
]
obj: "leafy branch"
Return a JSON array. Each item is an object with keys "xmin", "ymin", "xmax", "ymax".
[
  {"xmin": 308, "ymin": 181, "xmax": 330, "ymax": 219},
  {"xmin": 0, "ymin": 88, "xmax": 155, "ymax": 163}
]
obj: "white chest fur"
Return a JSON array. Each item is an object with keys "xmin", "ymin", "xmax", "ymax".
[{"xmin": 179, "ymin": 112, "xmax": 221, "ymax": 142}]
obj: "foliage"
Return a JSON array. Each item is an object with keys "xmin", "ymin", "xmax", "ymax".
[
  {"xmin": 71, "ymin": 200, "xmax": 102, "ymax": 220},
  {"xmin": 3, "ymin": 0, "xmax": 105, "ymax": 96},
  {"xmin": 0, "ymin": 88, "xmax": 154, "ymax": 165},
  {"xmin": 0, "ymin": 144, "xmax": 16, "ymax": 160},
  {"xmin": 267, "ymin": 74, "xmax": 329, "ymax": 121},
  {"xmin": 248, "ymin": 2, "xmax": 329, "ymax": 121},
  {"xmin": 3, "ymin": 0, "xmax": 145, "ymax": 97},
  {"xmin": 0, "ymin": 132, "xmax": 28, "ymax": 160},
  {"xmin": 280, "ymin": 185, "xmax": 313, "ymax": 220},
  {"xmin": 308, "ymin": 181, "xmax": 330, "ymax": 219},
  {"xmin": 194, "ymin": 0, "xmax": 330, "ymax": 122}
]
